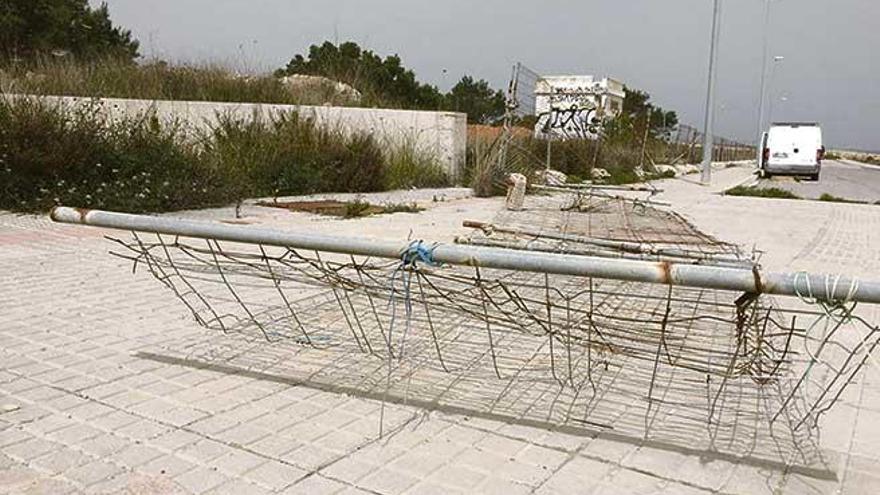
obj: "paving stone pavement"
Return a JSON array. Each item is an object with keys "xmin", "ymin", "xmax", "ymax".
[{"xmin": 2, "ymin": 170, "xmax": 880, "ymax": 494}]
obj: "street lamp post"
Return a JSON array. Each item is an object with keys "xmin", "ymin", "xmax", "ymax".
[
  {"xmin": 754, "ymin": 0, "xmax": 773, "ymax": 151},
  {"xmin": 701, "ymin": 0, "xmax": 723, "ymax": 185},
  {"xmin": 767, "ymin": 56, "xmax": 785, "ymax": 124}
]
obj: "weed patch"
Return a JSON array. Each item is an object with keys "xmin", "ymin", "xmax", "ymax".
[
  {"xmin": 818, "ymin": 193, "xmax": 866, "ymax": 204},
  {"xmin": 724, "ymin": 186, "xmax": 801, "ymax": 199},
  {"xmin": 256, "ymin": 199, "xmax": 424, "ymax": 218},
  {"xmin": 0, "ymin": 96, "xmax": 440, "ymax": 213},
  {"xmin": 379, "ymin": 202, "xmax": 424, "ymax": 214},
  {"xmin": 0, "ymin": 97, "xmax": 226, "ymax": 213},
  {"xmin": 382, "ymin": 138, "xmax": 449, "ymax": 190}
]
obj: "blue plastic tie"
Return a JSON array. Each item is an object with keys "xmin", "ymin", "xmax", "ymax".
[{"xmin": 400, "ymin": 240, "xmax": 439, "ymax": 268}]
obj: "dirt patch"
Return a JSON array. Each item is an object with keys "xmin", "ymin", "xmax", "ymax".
[{"xmin": 257, "ymin": 199, "xmax": 422, "ymax": 218}]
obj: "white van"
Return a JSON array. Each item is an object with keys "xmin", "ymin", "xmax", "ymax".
[{"xmin": 759, "ymin": 123, "xmax": 825, "ymax": 180}]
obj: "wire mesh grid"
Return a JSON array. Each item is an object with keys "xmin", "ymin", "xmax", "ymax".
[
  {"xmin": 509, "ymin": 63, "xmax": 542, "ymax": 118},
  {"xmin": 105, "ymin": 195, "xmax": 879, "ymax": 470},
  {"xmin": 484, "ymin": 193, "xmax": 742, "ymax": 252}
]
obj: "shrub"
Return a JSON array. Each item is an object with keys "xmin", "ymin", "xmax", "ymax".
[
  {"xmin": 206, "ymin": 110, "xmax": 386, "ymax": 205},
  {"xmin": 0, "ymin": 96, "xmax": 442, "ymax": 214},
  {"xmin": 0, "ymin": 96, "xmax": 226, "ymax": 213}
]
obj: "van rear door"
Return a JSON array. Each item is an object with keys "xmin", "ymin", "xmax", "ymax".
[{"xmin": 767, "ymin": 125, "xmax": 822, "ymax": 167}]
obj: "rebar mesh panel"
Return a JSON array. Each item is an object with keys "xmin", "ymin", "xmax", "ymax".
[
  {"xmin": 485, "ymin": 194, "xmax": 742, "ymax": 253},
  {"xmin": 104, "ymin": 195, "xmax": 879, "ymax": 471},
  {"xmin": 509, "ymin": 63, "xmax": 542, "ymax": 118}
]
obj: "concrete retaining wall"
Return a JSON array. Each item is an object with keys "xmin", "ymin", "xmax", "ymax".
[{"xmin": 23, "ymin": 95, "xmax": 468, "ymax": 181}]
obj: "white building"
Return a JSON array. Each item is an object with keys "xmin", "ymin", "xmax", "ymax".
[{"xmin": 534, "ymin": 75, "xmax": 625, "ymax": 139}]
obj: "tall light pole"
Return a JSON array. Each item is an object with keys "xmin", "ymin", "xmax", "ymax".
[
  {"xmin": 701, "ymin": 0, "xmax": 723, "ymax": 185},
  {"xmin": 766, "ymin": 56, "xmax": 785, "ymax": 124},
  {"xmin": 754, "ymin": 0, "xmax": 773, "ymax": 152}
]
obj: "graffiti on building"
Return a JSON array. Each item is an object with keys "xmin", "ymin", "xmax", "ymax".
[
  {"xmin": 536, "ymin": 90, "xmax": 602, "ymax": 138},
  {"xmin": 537, "ymin": 106, "xmax": 601, "ymax": 138},
  {"xmin": 533, "ymin": 76, "xmax": 625, "ymax": 140}
]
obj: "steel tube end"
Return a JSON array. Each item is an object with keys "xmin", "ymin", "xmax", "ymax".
[{"xmin": 50, "ymin": 206, "xmax": 90, "ymax": 224}]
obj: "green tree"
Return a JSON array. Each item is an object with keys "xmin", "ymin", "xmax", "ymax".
[
  {"xmin": 445, "ymin": 76, "xmax": 505, "ymax": 124},
  {"xmin": 620, "ymin": 87, "xmax": 678, "ymax": 139},
  {"xmin": 0, "ymin": 0, "xmax": 139, "ymax": 63},
  {"xmin": 276, "ymin": 41, "xmax": 444, "ymax": 110}
]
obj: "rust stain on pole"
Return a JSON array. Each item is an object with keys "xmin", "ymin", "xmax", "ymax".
[{"xmin": 658, "ymin": 261, "xmax": 673, "ymax": 285}]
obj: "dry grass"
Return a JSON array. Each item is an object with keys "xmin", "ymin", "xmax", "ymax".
[{"xmin": 0, "ymin": 58, "xmax": 359, "ymax": 107}]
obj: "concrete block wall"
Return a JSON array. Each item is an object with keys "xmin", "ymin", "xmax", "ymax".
[{"xmin": 23, "ymin": 95, "xmax": 468, "ymax": 182}]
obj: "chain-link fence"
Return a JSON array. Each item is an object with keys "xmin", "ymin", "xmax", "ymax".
[{"xmin": 670, "ymin": 124, "xmax": 755, "ymax": 165}]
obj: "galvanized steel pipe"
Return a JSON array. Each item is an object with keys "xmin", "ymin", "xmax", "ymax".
[{"xmin": 50, "ymin": 207, "xmax": 880, "ymax": 304}]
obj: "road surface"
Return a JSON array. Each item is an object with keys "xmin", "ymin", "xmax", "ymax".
[{"xmin": 757, "ymin": 159, "xmax": 880, "ymax": 202}]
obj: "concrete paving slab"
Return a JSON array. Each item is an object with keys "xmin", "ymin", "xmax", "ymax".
[{"xmin": 3, "ymin": 172, "xmax": 880, "ymax": 493}]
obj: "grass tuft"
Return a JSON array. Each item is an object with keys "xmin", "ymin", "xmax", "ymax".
[
  {"xmin": 343, "ymin": 199, "xmax": 373, "ymax": 218},
  {"xmin": 724, "ymin": 185, "xmax": 801, "ymax": 199},
  {"xmin": 382, "ymin": 137, "xmax": 449, "ymax": 190},
  {"xmin": 380, "ymin": 202, "xmax": 424, "ymax": 214},
  {"xmin": 818, "ymin": 193, "xmax": 865, "ymax": 204}
]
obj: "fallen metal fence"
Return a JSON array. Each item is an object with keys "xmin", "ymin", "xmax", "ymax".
[{"xmin": 51, "ymin": 200, "xmax": 880, "ymax": 469}]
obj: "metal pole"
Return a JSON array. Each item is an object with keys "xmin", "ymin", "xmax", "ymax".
[
  {"xmin": 766, "ymin": 57, "xmax": 784, "ymax": 126},
  {"xmin": 639, "ymin": 107, "xmax": 652, "ymax": 169},
  {"xmin": 754, "ymin": 0, "xmax": 772, "ymax": 153},
  {"xmin": 542, "ymin": 183, "xmax": 664, "ymax": 193},
  {"xmin": 701, "ymin": 0, "xmax": 723, "ymax": 185},
  {"xmin": 545, "ymin": 138, "xmax": 552, "ymax": 170},
  {"xmin": 496, "ymin": 62, "xmax": 521, "ymax": 174},
  {"xmin": 50, "ymin": 207, "xmax": 880, "ymax": 304}
]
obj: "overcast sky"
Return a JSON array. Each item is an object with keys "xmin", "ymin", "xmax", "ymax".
[{"xmin": 94, "ymin": 0, "xmax": 878, "ymax": 150}]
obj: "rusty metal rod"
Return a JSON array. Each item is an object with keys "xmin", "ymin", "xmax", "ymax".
[
  {"xmin": 463, "ymin": 220, "xmax": 740, "ymax": 263},
  {"xmin": 530, "ymin": 185, "xmax": 672, "ymax": 206},
  {"xmin": 454, "ymin": 236, "xmax": 755, "ymax": 270},
  {"xmin": 50, "ymin": 207, "xmax": 880, "ymax": 304},
  {"xmin": 536, "ymin": 183, "xmax": 663, "ymax": 193}
]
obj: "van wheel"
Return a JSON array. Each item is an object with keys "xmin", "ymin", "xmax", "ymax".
[{"xmin": 810, "ymin": 173, "xmax": 820, "ymax": 181}]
